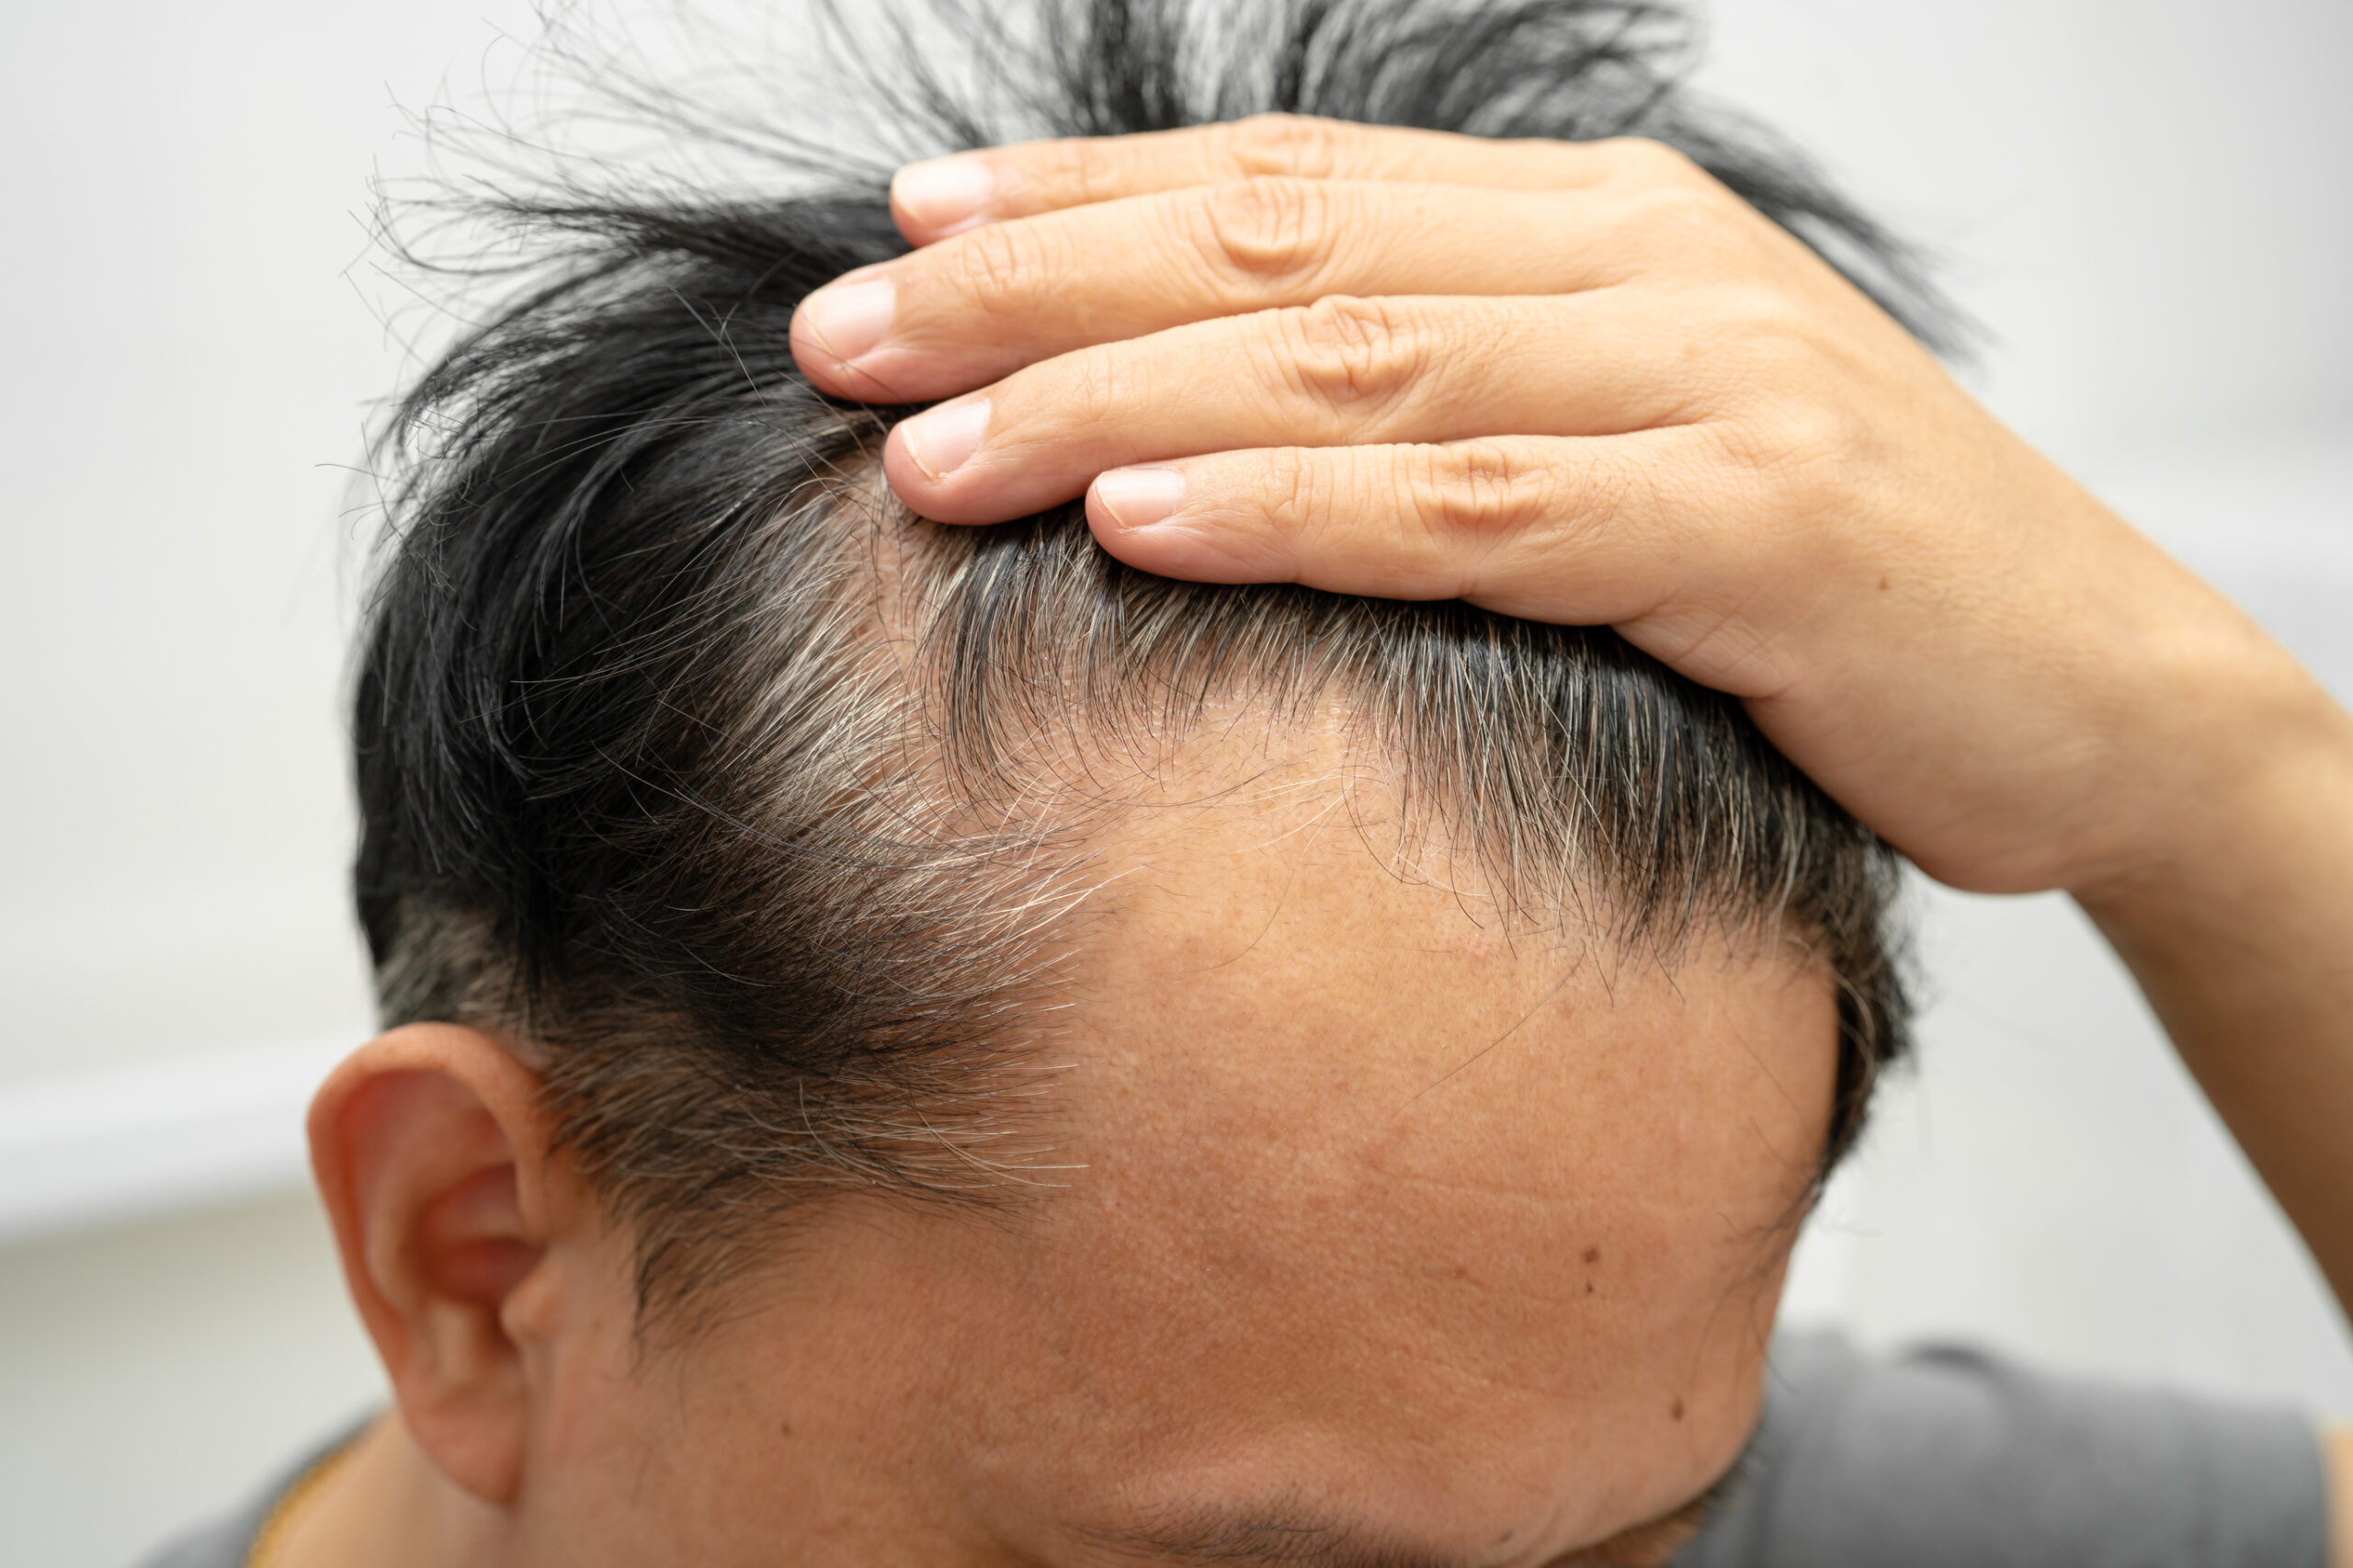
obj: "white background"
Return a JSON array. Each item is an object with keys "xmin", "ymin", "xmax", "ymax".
[{"xmin": 2, "ymin": 1, "xmax": 2349, "ymax": 1563}]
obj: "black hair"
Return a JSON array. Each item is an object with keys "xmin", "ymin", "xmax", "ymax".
[{"xmin": 358, "ymin": 0, "xmax": 1935, "ymax": 1316}]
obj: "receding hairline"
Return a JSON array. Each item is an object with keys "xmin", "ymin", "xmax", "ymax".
[
  {"xmin": 353, "ymin": 0, "xmax": 1928, "ymax": 1306},
  {"xmin": 808, "ymin": 454, "xmax": 1867, "ymax": 948}
]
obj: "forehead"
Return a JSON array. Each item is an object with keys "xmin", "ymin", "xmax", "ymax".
[
  {"xmin": 935, "ymin": 751, "xmax": 1837, "ymax": 1550},
  {"xmin": 655, "ymin": 740, "xmax": 1838, "ymax": 1563}
]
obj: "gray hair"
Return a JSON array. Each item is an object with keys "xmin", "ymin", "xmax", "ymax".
[{"xmin": 356, "ymin": 0, "xmax": 1929, "ymax": 1318}]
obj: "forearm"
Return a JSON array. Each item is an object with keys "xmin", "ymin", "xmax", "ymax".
[{"xmin": 2075, "ymin": 669, "xmax": 2353, "ymax": 1319}]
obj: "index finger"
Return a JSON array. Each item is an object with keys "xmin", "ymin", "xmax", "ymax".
[{"xmin": 890, "ymin": 114, "xmax": 1690, "ymax": 243}]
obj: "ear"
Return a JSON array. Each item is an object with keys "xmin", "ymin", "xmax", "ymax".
[{"xmin": 309, "ymin": 1023, "xmax": 580, "ymax": 1506}]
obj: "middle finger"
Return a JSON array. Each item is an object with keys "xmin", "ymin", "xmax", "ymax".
[{"xmin": 882, "ymin": 290, "xmax": 1708, "ymax": 525}]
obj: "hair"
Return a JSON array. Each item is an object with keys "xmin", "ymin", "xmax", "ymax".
[{"xmin": 357, "ymin": 0, "xmax": 1939, "ymax": 1318}]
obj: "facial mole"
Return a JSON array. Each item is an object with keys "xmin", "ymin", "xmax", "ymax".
[
  {"xmin": 1583, "ymin": 1245, "xmax": 1601, "ymax": 1264},
  {"xmin": 1670, "ymin": 1397, "xmax": 1687, "ymax": 1422}
]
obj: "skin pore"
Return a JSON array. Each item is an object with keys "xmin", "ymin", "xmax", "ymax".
[{"xmin": 292, "ymin": 733, "xmax": 1838, "ymax": 1568}]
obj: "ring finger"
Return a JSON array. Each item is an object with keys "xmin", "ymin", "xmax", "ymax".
[{"xmin": 885, "ymin": 290, "xmax": 1711, "ymax": 524}]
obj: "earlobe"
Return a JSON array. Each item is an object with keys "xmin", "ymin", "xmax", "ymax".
[{"xmin": 309, "ymin": 1023, "xmax": 563, "ymax": 1506}]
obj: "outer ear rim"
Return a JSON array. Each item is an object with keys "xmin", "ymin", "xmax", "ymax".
[
  {"xmin": 307, "ymin": 1021, "xmax": 557, "ymax": 1247},
  {"xmin": 305, "ymin": 1022, "xmax": 561, "ymax": 1507}
]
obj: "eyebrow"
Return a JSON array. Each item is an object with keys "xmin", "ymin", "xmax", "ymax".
[{"xmin": 1082, "ymin": 1439, "xmax": 1752, "ymax": 1568}]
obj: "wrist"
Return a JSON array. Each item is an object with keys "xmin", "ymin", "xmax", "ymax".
[{"xmin": 2072, "ymin": 651, "xmax": 2353, "ymax": 948}]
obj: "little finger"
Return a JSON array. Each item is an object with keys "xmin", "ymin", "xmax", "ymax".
[{"xmin": 1077, "ymin": 433, "xmax": 1710, "ymax": 626}]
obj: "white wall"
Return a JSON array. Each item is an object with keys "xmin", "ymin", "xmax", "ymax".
[
  {"xmin": 1702, "ymin": 0, "xmax": 2353, "ymax": 455},
  {"xmin": 0, "ymin": 6, "xmax": 537, "ymax": 1564},
  {"xmin": 1, "ymin": 2, "xmax": 2348, "ymax": 1564},
  {"xmin": 1688, "ymin": 0, "xmax": 2353, "ymax": 1414}
]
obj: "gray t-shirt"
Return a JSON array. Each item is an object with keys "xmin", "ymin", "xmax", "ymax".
[
  {"xmin": 1676, "ymin": 1332, "xmax": 2327, "ymax": 1566},
  {"xmin": 135, "ymin": 1332, "xmax": 2329, "ymax": 1567}
]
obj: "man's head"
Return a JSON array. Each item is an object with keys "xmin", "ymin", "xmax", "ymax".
[{"xmin": 320, "ymin": 0, "xmax": 1927, "ymax": 1561}]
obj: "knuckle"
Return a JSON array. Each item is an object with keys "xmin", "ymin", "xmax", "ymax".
[
  {"xmin": 1620, "ymin": 181, "xmax": 1742, "ymax": 252},
  {"xmin": 1706, "ymin": 305, "xmax": 1868, "ymax": 458},
  {"xmin": 1195, "ymin": 175, "xmax": 1335, "ymax": 285},
  {"xmin": 1717, "ymin": 393, "xmax": 1872, "ymax": 510},
  {"xmin": 1702, "ymin": 290, "xmax": 1826, "ymax": 383},
  {"xmin": 1597, "ymin": 135, "xmax": 1709, "ymax": 188},
  {"xmin": 1410, "ymin": 442, "xmax": 1549, "ymax": 539},
  {"xmin": 1220, "ymin": 112, "xmax": 1351, "ymax": 179},
  {"xmin": 1269, "ymin": 295, "xmax": 1429, "ymax": 417},
  {"xmin": 1252, "ymin": 447, "xmax": 1325, "ymax": 533},
  {"xmin": 1774, "ymin": 399, "xmax": 1874, "ymax": 470},
  {"xmin": 1033, "ymin": 134, "xmax": 1125, "ymax": 207},
  {"xmin": 1727, "ymin": 282, "xmax": 1822, "ymax": 338},
  {"xmin": 946, "ymin": 220, "xmax": 1059, "ymax": 316},
  {"xmin": 1055, "ymin": 343, "xmax": 1135, "ymax": 429}
]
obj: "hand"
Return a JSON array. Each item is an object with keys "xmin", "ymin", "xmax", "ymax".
[{"xmin": 785, "ymin": 115, "xmax": 2335, "ymax": 901}]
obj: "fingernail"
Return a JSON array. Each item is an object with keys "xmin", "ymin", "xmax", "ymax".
[
  {"xmin": 900, "ymin": 399, "xmax": 992, "ymax": 481},
  {"xmin": 1093, "ymin": 468, "xmax": 1188, "ymax": 529},
  {"xmin": 892, "ymin": 154, "xmax": 995, "ymax": 235},
  {"xmin": 798, "ymin": 277, "xmax": 895, "ymax": 364}
]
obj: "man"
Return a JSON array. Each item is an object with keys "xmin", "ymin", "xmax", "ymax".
[{"xmin": 146, "ymin": 0, "xmax": 2353, "ymax": 1563}]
